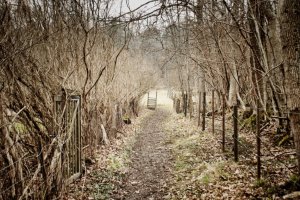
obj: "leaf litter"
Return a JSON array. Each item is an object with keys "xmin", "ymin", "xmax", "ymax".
[
  {"xmin": 164, "ymin": 111, "xmax": 298, "ymax": 199},
  {"xmin": 65, "ymin": 107, "xmax": 299, "ymax": 200}
]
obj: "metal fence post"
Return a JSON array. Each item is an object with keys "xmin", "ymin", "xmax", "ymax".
[
  {"xmin": 202, "ymin": 92, "xmax": 206, "ymax": 131},
  {"xmin": 256, "ymin": 99, "xmax": 261, "ymax": 180},
  {"xmin": 212, "ymin": 90, "xmax": 215, "ymax": 134},
  {"xmin": 184, "ymin": 91, "xmax": 187, "ymax": 117},
  {"xmin": 222, "ymin": 94, "xmax": 225, "ymax": 152},
  {"xmin": 233, "ymin": 105, "xmax": 238, "ymax": 162},
  {"xmin": 198, "ymin": 91, "xmax": 201, "ymax": 127}
]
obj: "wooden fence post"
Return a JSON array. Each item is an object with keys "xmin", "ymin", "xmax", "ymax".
[
  {"xmin": 54, "ymin": 92, "xmax": 82, "ymax": 180},
  {"xmin": 202, "ymin": 92, "xmax": 206, "ymax": 131},
  {"xmin": 233, "ymin": 105, "xmax": 238, "ymax": 162},
  {"xmin": 184, "ymin": 91, "xmax": 188, "ymax": 117},
  {"xmin": 212, "ymin": 90, "xmax": 215, "ymax": 134},
  {"xmin": 222, "ymin": 94, "xmax": 225, "ymax": 152},
  {"xmin": 256, "ymin": 99, "xmax": 261, "ymax": 180}
]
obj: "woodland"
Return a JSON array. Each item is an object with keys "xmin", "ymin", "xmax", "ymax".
[{"xmin": 0, "ymin": 0, "xmax": 300, "ymax": 199}]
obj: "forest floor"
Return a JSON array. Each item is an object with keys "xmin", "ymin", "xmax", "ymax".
[{"xmin": 65, "ymin": 91, "xmax": 299, "ymax": 200}]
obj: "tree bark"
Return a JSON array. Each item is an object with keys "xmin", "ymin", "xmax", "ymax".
[
  {"xmin": 248, "ymin": 0, "xmax": 266, "ymax": 109},
  {"xmin": 228, "ymin": 61, "xmax": 238, "ymax": 107},
  {"xmin": 280, "ymin": 0, "xmax": 300, "ymax": 175}
]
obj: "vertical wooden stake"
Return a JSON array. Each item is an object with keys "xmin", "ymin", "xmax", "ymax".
[
  {"xmin": 198, "ymin": 91, "xmax": 201, "ymax": 127},
  {"xmin": 222, "ymin": 94, "xmax": 225, "ymax": 152},
  {"xmin": 202, "ymin": 92, "xmax": 206, "ymax": 131},
  {"xmin": 212, "ymin": 90, "xmax": 215, "ymax": 134},
  {"xmin": 184, "ymin": 92, "xmax": 187, "ymax": 117},
  {"xmin": 233, "ymin": 105, "xmax": 238, "ymax": 162},
  {"xmin": 256, "ymin": 99, "xmax": 261, "ymax": 180}
]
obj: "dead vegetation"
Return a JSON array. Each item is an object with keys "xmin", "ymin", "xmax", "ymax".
[
  {"xmin": 0, "ymin": 1, "xmax": 158, "ymax": 199},
  {"xmin": 165, "ymin": 111, "xmax": 298, "ymax": 199},
  {"xmin": 1, "ymin": 0, "xmax": 300, "ymax": 199}
]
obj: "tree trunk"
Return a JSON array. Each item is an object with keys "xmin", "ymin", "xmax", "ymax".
[
  {"xmin": 227, "ymin": 0, "xmax": 245, "ymax": 109},
  {"xmin": 280, "ymin": 0, "xmax": 300, "ymax": 175},
  {"xmin": 265, "ymin": 1, "xmax": 285, "ymax": 115},
  {"xmin": 248, "ymin": 0, "xmax": 266, "ymax": 110},
  {"xmin": 228, "ymin": 61, "xmax": 238, "ymax": 107},
  {"xmin": 196, "ymin": 0, "xmax": 206, "ymax": 112},
  {"xmin": 0, "ymin": 90, "xmax": 3, "ymax": 148},
  {"xmin": 291, "ymin": 112, "xmax": 300, "ymax": 174},
  {"xmin": 111, "ymin": 104, "xmax": 117, "ymax": 138}
]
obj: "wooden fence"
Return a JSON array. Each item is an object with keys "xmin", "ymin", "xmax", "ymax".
[
  {"xmin": 54, "ymin": 92, "xmax": 82, "ymax": 183},
  {"xmin": 174, "ymin": 89, "xmax": 293, "ymax": 181}
]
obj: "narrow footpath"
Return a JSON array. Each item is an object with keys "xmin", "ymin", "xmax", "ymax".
[
  {"xmin": 116, "ymin": 108, "xmax": 172, "ymax": 199},
  {"xmin": 66, "ymin": 90, "xmax": 294, "ymax": 200}
]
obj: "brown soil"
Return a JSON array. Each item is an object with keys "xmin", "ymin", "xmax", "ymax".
[{"xmin": 114, "ymin": 108, "xmax": 172, "ymax": 200}]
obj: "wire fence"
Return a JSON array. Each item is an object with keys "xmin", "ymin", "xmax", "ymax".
[{"xmin": 172, "ymin": 90, "xmax": 297, "ymax": 180}]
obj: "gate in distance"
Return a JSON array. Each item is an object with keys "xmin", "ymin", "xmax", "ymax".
[{"xmin": 147, "ymin": 90, "xmax": 157, "ymax": 110}]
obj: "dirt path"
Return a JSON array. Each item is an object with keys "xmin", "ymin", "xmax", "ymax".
[
  {"xmin": 66, "ymin": 89, "xmax": 298, "ymax": 199},
  {"xmin": 115, "ymin": 108, "xmax": 172, "ymax": 200}
]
